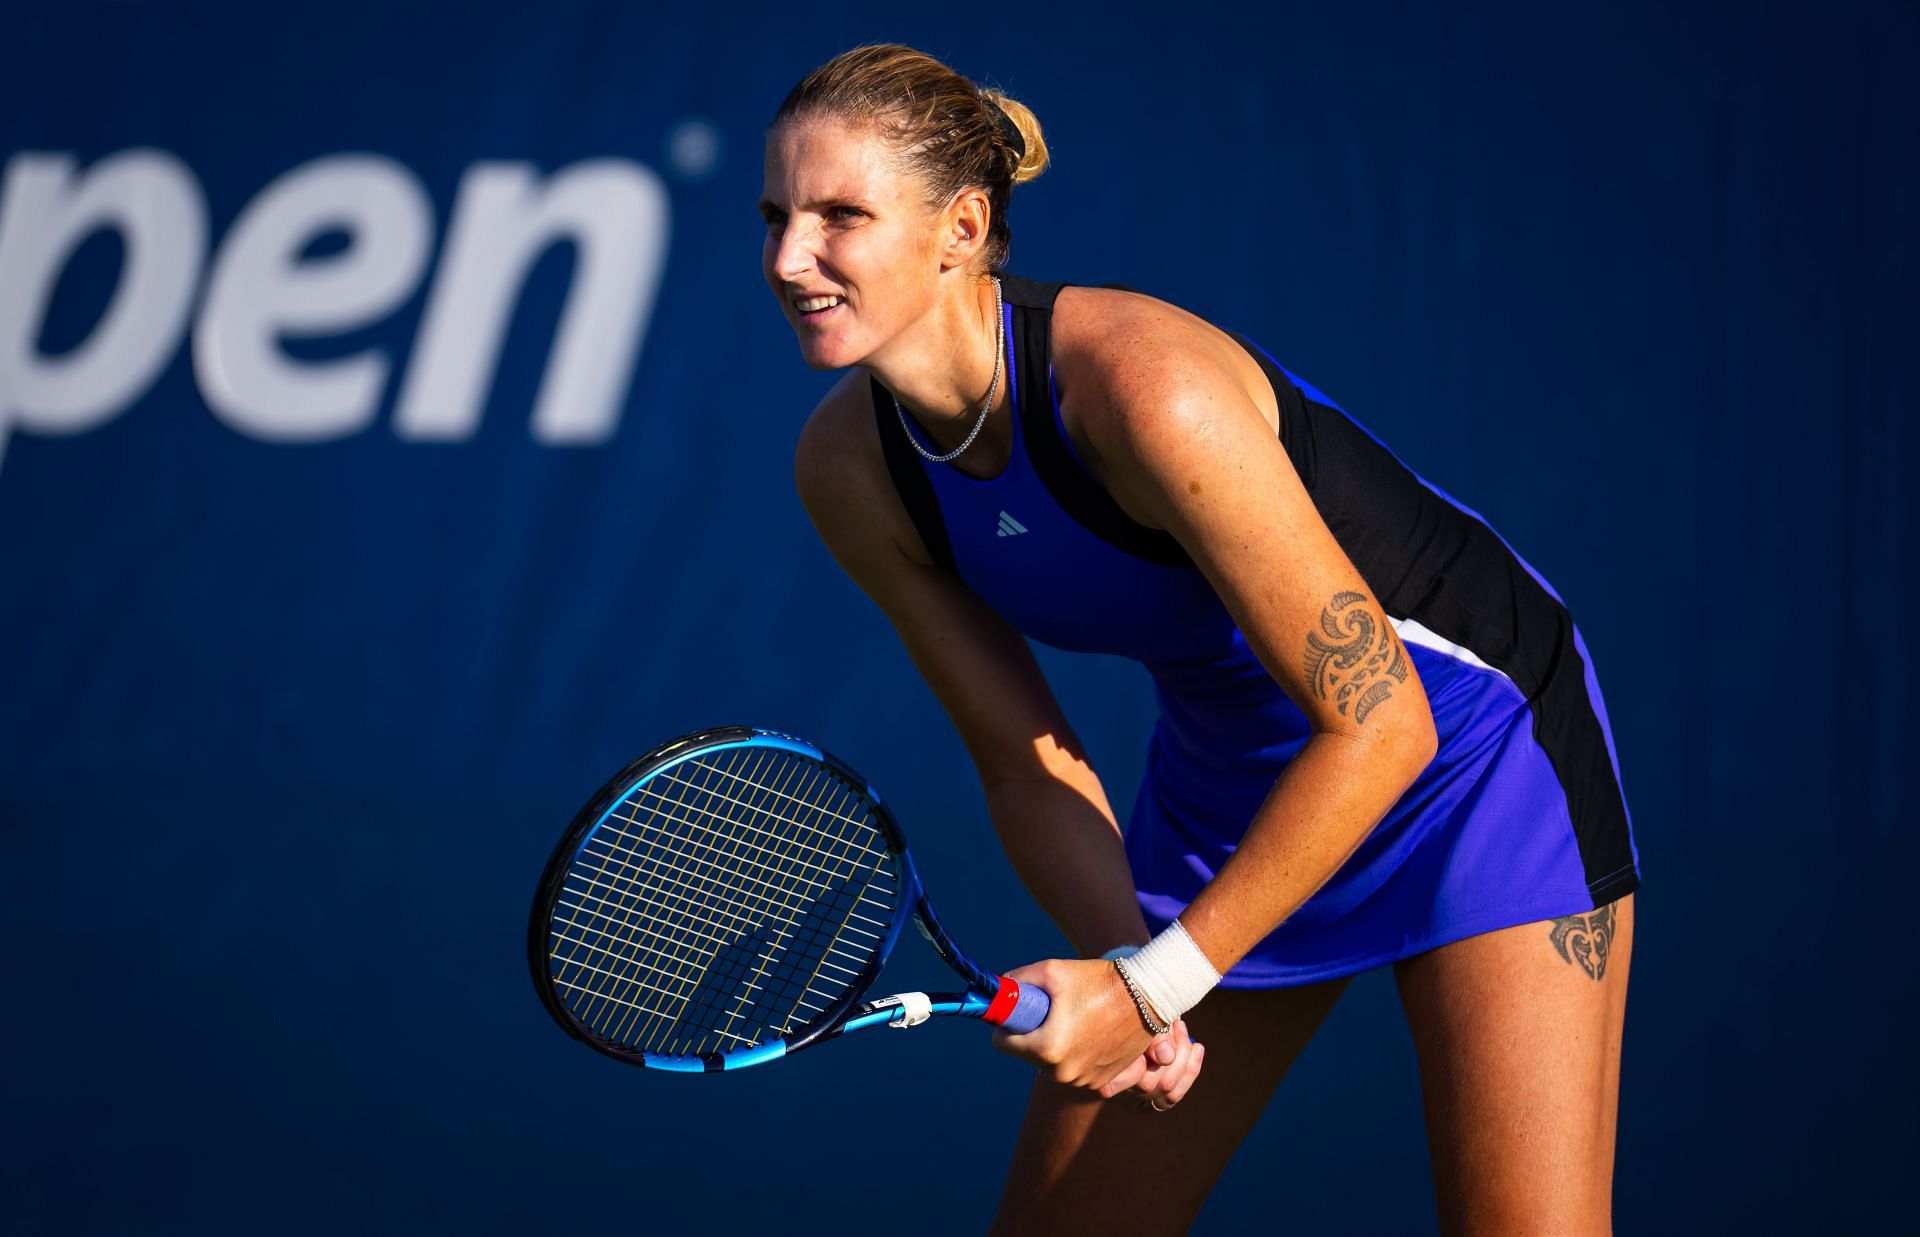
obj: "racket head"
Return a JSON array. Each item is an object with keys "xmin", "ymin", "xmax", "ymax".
[{"xmin": 528, "ymin": 727, "xmax": 919, "ymax": 1071}]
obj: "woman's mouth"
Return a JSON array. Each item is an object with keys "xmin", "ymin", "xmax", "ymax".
[{"xmin": 795, "ymin": 294, "xmax": 845, "ymax": 322}]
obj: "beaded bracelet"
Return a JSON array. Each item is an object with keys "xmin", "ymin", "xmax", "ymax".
[{"xmin": 1112, "ymin": 957, "xmax": 1172, "ymax": 1036}]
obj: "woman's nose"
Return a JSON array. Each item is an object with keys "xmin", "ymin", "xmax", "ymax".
[{"xmin": 771, "ymin": 219, "xmax": 817, "ymax": 283}]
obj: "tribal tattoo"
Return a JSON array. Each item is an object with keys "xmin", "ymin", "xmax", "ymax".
[
  {"xmin": 1548, "ymin": 902, "xmax": 1617, "ymax": 981},
  {"xmin": 1303, "ymin": 591, "xmax": 1408, "ymax": 725}
]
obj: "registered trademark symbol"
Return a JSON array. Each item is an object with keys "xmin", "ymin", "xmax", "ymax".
[{"xmin": 666, "ymin": 118, "xmax": 723, "ymax": 182}]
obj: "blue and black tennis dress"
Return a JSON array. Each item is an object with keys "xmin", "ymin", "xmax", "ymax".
[{"xmin": 872, "ymin": 274, "xmax": 1641, "ymax": 986}]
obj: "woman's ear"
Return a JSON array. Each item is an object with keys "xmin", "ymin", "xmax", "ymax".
[{"xmin": 941, "ymin": 187, "xmax": 992, "ymax": 267}]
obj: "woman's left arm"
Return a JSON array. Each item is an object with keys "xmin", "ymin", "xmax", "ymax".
[
  {"xmin": 1097, "ymin": 347, "xmax": 1441, "ymax": 972},
  {"xmin": 999, "ymin": 313, "xmax": 1438, "ymax": 1092}
]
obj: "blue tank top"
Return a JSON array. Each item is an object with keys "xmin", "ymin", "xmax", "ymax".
[{"xmin": 869, "ymin": 274, "xmax": 1638, "ymax": 977}]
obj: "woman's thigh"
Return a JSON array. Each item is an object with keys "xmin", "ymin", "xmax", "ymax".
[
  {"xmin": 1393, "ymin": 894, "xmax": 1634, "ymax": 1236},
  {"xmin": 991, "ymin": 978, "xmax": 1349, "ymax": 1236}
]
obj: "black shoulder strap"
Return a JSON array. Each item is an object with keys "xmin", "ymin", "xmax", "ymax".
[
  {"xmin": 870, "ymin": 375, "xmax": 956, "ymax": 572},
  {"xmin": 995, "ymin": 271, "xmax": 1066, "ymax": 309},
  {"xmin": 1008, "ymin": 276, "xmax": 1195, "ymax": 568},
  {"xmin": 1223, "ymin": 329, "xmax": 1316, "ymax": 491}
]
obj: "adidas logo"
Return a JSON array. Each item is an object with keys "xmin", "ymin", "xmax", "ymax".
[{"xmin": 995, "ymin": 511, "xmax": 1029, "ymax": 538}]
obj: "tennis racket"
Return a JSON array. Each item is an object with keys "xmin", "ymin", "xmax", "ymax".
[{"xmin": 528, "ymin": 726, "xmax": 1051, "ymax": 1072}]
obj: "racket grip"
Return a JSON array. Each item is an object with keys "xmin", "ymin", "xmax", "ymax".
[{"xmin": 999, "ymin": 981, "xmax": 1050, "ymax": 1034}]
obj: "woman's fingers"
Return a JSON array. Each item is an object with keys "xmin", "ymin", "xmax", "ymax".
[
  {"xmin": 1096, "ymin": 1055, "xmax": 1149, "ymax": 1099},
  {"xmin": 1164, "ymin": 1041, "xmax": 1205, "ymax": 1105},
  {"xmin": 1132, "ymin": 1020, "xmax": 1204, "ymax": 1110},
  {"xmin": 1095, "ymin": 1023, "xmax": 1189, "ymax": 1100},
  {"xmin": 991, "ymin": 958, "xmax": 1160, "ymax": 1090}
]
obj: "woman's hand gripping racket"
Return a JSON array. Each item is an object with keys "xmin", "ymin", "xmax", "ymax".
[{"xmin": 528, "ymin": 726, "xmax": 1049, "ymax": 1071}]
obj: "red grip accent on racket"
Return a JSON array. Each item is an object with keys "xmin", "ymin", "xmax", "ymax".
[{"xmin": 982, "ymin": 976, "xmax": 1022, "ymax": 1026}]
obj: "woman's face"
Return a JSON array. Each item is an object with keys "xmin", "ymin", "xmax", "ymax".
[{"xmin": 761, "ymin": 116, "xmax": 945, "ymax": 371}]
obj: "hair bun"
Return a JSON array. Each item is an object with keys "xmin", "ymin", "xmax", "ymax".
[
  {"xmin": 978, "ymin": 89, "xmax": 1048, "ymax": 187},
  {"xmin": 982, "ymin": 92, "xmax": 1027, "ymax": 162}
]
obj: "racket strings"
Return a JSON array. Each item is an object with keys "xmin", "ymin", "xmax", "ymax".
[
  {"xmin": 634, "ymin": 761, "xmax": 893, "ymax": 1053},
  {"xmin": 557, "ymin": 751, "xmax": 844, "ymax": 1046},
  {"xmin": 547, "ymin": 746, "xmax": 898, "ymax": 1058},
  {"xmin": 554, "ymin": 749, "xmax": 867, "ymax": 1051}
]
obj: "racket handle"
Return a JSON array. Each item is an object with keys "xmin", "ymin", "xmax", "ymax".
[{"xmin": 998, "ymin": 980, "xmax": 1050, "ymax": 1034}]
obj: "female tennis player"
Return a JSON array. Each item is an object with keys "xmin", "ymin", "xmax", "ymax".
[{"xmin": 763, "ymin": 44, "xmax": 1639, "ymax": 1234}]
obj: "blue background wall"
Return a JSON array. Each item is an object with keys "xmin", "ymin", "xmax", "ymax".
[{"xmin": 3, "ymin": 1, "xmax": 1915, "ymax": 1231}]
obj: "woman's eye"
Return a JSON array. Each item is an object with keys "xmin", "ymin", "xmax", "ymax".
[{"xmin": 830, "ymin": 207, "xmax": 862, "ymax": 222}]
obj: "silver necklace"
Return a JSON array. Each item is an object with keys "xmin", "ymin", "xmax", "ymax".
[{"xmin": 892, "ymin": 276, "xmax": 1003, "ymax": 464}]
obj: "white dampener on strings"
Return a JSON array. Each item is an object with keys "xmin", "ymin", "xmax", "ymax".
[{"xmin": 1104, "ymin": 919, "xmax": 1221, "ymax": 1026}]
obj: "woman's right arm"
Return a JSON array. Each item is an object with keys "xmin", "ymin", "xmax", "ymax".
[{"xmin": 794, "ymin": 377, "xmax": 1150, "ymax": 958}]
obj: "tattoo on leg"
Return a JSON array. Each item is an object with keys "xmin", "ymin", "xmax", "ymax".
[
  {"xmin": 1547, "ymin": 902, "xmax": 1617, "ymax": 980},
  {"xmin": 1303, "ymin": 591, "xmax": 1408, "ymax": 726}
]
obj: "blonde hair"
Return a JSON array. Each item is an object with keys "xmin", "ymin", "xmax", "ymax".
[{"xmin": 771, "ymin": 43, "xmax": 1050, "ymax": 270}]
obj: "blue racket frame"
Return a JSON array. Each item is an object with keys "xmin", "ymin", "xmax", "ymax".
[{"xmin": 528, "ymin": 726, "xmax": 1048, "ymax": 1073}]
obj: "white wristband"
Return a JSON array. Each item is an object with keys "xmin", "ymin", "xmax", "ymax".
[{"xmin": 1120, "ymin": 919, "xmax": 1220, "ymax": 1024}]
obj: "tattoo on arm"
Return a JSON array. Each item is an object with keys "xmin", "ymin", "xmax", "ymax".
[
  {"xmin": 1548, "ymin": 902, "xmax": 1617, "ymax": 981},
  {"xmin": 1303, "ymin": 590, "xmax": 1408, "ymax": 725}
]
